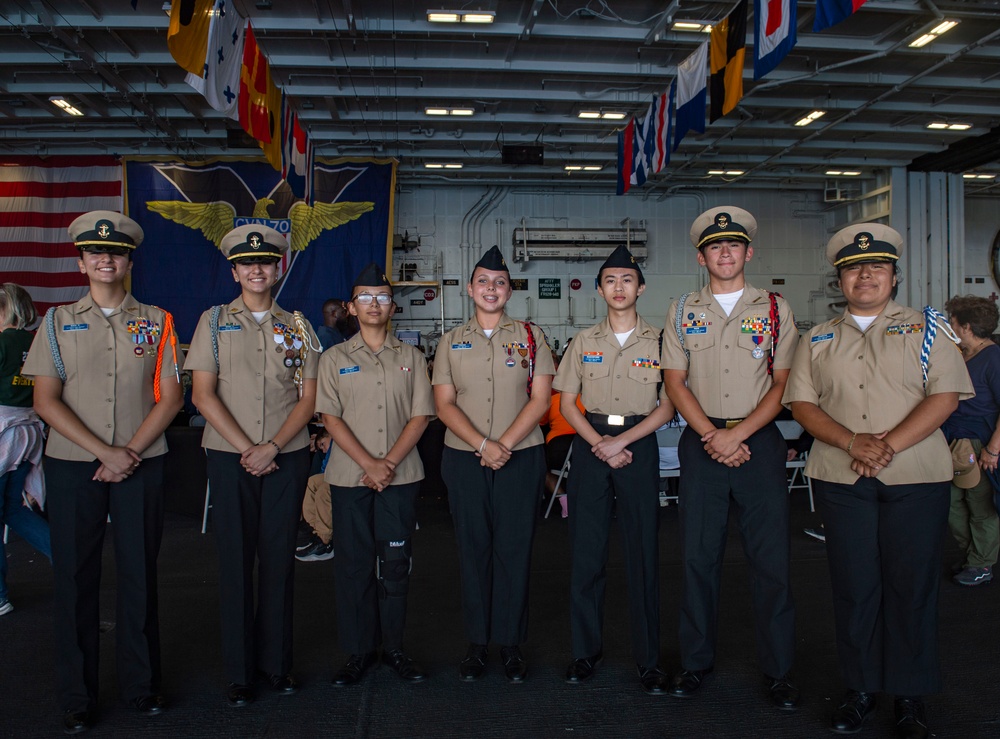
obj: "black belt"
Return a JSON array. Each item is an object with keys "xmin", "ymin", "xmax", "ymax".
[
  {"xmin": 586, "ymin": 412, "xmax": 646, "ymax": 428},
  {"xmin": 707, "ymin": 416, "xmax": 745, "ymax": 430}
]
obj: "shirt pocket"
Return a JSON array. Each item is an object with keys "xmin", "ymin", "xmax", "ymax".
[
  {"xmin": 737, "ymin": 333, "xmax": 771, "ymax": 377},
  {"xmin": 685, "ymin": 332, "xmax": 716, "ymax": 377}
]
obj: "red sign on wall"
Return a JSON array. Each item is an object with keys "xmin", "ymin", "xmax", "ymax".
[
  {"xmin": 424, "ymin": 288, "xmax": 436, "ymax": 301},
  {"xmin": 570, "ymin": 278, "xmax": 582, "ymax": 290}
]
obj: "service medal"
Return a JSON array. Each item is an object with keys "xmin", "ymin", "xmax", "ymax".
[
  {"xmin": 521, "ymin": 359, "xmax": 529, "ymax": 368},
  {"xmin": 284, "ymin": 357, "xmax": 294, "ymax": 368},
  {"xmin": 134, "ymin": 346, "xmax": 144, "ymax": 357},
  {"xmin": 752, "ymin": 345, "xmax": 764, "ymax": 359},
  {"xmin": 506, "ymin": 357, "xmax": 516, "ymax": 367}
]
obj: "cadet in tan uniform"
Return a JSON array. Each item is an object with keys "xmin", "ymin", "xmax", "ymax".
[
  {"xmin": 433, "ymin": 245, "xmax": 554, "ymax": 683},
  {"xmin": 554, "ymin": 245, "xmax": 675, "ymax": 694},
  {"xmin": 783, "ymin": 224, "xmax": 973, "ymax": 738},
  {"xmin": 316, "ymin": 264, "xmax": 435, "ymax": 686},
  {"xmin": 185, "ymin": 225, "xmax": 319, "ymax": 707},
  {"xmin": 22, "ymin": 211, "xmax": 183, "ymax": 734},
  {"xmin": 661, "ymin": 207, "xmax": 800, "ymax": 709}
]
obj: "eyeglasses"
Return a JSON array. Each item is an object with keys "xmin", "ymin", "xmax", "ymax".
[{"xmin": 354, "ymin": 293, "xmax": 393, "ymax": 305}]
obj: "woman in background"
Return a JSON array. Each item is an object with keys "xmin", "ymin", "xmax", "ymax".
[
  {"xmin": 0, "ymin": 283, "xmax": 51, "ymax": 617},
  {"xmin": 941, "ymin": 295, "xmax": 1000, "ymax": 587}
]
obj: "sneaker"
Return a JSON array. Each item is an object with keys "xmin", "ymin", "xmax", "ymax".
[
  {"xmin": 296, "ymin": 538, "xmax": 334, "ymax": 562},
  {"xmin": 803, "ymin": 527, "xmax": 826, "ymax": 543},
  {"xmin": 296, "ymin": 533, "xmax": 322, "ymax": 553},
  {"xmin": 953, "ymin": 566, "xmax": 992, "ymax": 586},
  {"xmin": 0, "ymin": 598, "xmax": 12, "ymax": 616}
]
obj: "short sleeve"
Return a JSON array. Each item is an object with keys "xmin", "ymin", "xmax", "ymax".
[
  {"xmin": 409, "ymin": 352, "xmax": 436, "ymax": 417},
  {"xmin": 530, "ymin": 324, "xmax": 555, "ymax": 376},
  {"xmin": 925, "ymin": 333, "xmax": 974, "ymax": 399},
  {"xmin": 781, "ymin": 336, "xmax": 820, "ymax": 407},
  {"xmin": 315, "ymin": 348, "xmax": 345, "ymax": 418},
  {"xmin": 552, "ymin": 337, "xmax": 583, "ymax": 395},
  {"xmin": 183, "ymin": 310, "xmax": 218, "ymax": 374},
  {"xmin": 431, "ymin": 329, "xmax": 455, "ymax": 386},
  {"xmin": 772, "ymin": 296, "xmax": 799, "ymax": 371},
  {"xmin": 21, "ymin": 318, "xmax": 59, "ymax": 379},
  {"xmin": 660, "ymin": 300, "xmax": 688, "ymax": 371}
]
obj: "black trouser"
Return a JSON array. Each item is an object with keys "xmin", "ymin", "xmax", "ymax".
[
  {"xmin": 677, "ymin": 420, "xmax": 795, "ymax": 678},
  {"xmin": 46, "ymin": 455, "xmax": 164, "ymax": 713},
  {"xmin": 815, "ymin": 477, "xmax": 949, "ymax": 695},
  {"xmin": 567, "ymin": 424, "xmax": 661, "ymax": 668},
  {"xmin": 206, "ymin": 448, "xmax": 309, "ymax": 685},
  {"xmin": 442, "ymin": 445, "xmax": 543, "ymax": 646},
  {"xmin": 330, "ymin": 481, "xmax": 420, "ymax": 655}
]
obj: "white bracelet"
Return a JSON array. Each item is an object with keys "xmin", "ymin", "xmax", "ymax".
[{"xmin": 479, "ymin": 437, "xmax": 489, "ymax": 454}]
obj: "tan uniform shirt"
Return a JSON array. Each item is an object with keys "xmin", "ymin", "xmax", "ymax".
[
  {"xmin": 184, "ymin": 296, "xmax": 319, "ymax": 453},
  {"xmin": 433, "ymin": 313, "xmax": 554, "ymax": 452},
  {"xmin": 315, "ymin": 333, "xmax": 434, "ymax": 487},
  {"xmin": 782, "ymin": 301, "xmax": 975, "ymax": 485},
  {"xmin": 21, "ymin": 293, "xmax": 179, "ymax": 461},
  {"xmin": 661, "ymin": 282, "xmax": 799, "ymax": 419},
  {"xmin": 553, "ymin": 315, "xmax": 666, "ymax": 415}
]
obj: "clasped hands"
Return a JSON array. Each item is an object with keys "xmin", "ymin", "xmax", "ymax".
[
  {"xmin": 592, "ymin": 436, "xmax": 633, "ymax": 469},
  {"xmin": 702, "ymin": 428, "xmax": 750, "ymax": 467},
  {"xmin": 848, "ymin": 431, "xmax": 895, "ymax": 478},
  {"xmin": 93, "ymin": 445, "xmax": 142, "ymax": 483},
  {"xmin": 241, "ymin": 443, "xmax": 280, "ymax": 477},
  {"xmin": 361, "ymin": 458, "xmax": 397, "ymax": 491}
]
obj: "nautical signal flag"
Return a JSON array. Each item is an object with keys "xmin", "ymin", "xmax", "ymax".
[
  {"xmin": 673, "ymin": 41, "xmax": 708, "ymax": 152},
  {"xmin": 184, "ymin": 0, "xmax": 244, "ymax": 120},
  {"xmin": 167, "ymin": 0, "xmax": 215, "ymax": 76},
  {"xmin": 814, "ymin": 0, "xmax": 869, "ymax": 33},
  {"xmin": 616, "ymin": 118, "xmax": 635, "ymax": 195},
  {"xmin": 239, "ymin": 22, "xmax": 277, "ymax": 145},
  {"xmin": 709, "ymin": 0, "xmax": 748, "ymax": 123},
  {"xmin": 754, "ymin": 0, "xmax": 797, "ymax": 80}
]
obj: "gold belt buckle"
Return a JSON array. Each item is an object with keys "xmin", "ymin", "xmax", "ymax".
[
  {"xmin": 725, "ymin": 419, "xmax": 742, "ymax": 430},
  {"xmin": 608, "ymin": 414, "xmax": 626, "ymax": 426}
]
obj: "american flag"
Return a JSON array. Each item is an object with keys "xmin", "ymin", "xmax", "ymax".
[{"xmin": 0, "ymin": 156, "xmax": 123, "ymax": 316}]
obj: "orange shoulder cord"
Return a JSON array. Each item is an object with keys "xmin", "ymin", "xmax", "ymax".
[{"xmin": 153, "ymin": 310, "xmax": 180, "ymax": 404}]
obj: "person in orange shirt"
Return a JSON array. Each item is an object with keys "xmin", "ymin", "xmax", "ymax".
[{"xmin": 540, "ymin": 379, "xmax": 585, "ymax": 517}]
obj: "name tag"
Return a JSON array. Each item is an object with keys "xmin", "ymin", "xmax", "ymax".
[
  {"xmin": 583, "ymin": 352, "xmax": 603, "ymax": 363},
  {"xmin": 811, "ymin": 333, "xmax": 834, "ymax": 343},
  {"xmin": 218, "ymin": 324, "xmax": 242, "ymax": 332},
  {"xmin": 684, "ymin": 327, "xmax": 707, "ymax": 335},
  {"xmin": 339, "ymin": 366, "xmax": 360, "ymax": 375},
  {"xmin": 451, "ymin": 342, "xmax": 472, "ymax": 350},
  {"xmin": 62, "ymin": 323, "xmax": 88, "ymax": 331}
]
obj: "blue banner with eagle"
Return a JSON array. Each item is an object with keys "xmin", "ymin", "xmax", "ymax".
[{"xmin": 125, "ymin": 157, "xmax": 395, "ymax": 341}]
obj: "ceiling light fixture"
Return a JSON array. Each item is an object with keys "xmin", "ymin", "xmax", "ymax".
[
  {"xmin": 425, "ymin": 163, "xmax": 463, "ymax": 169},
  {"xmin": 827, "ymin": 170, "xmax": 861, "ymax": 176},
  {"xmin": 672, "ymin": 21, "xmax": 713, "ymax": 33},
  {"xmin": 427, "ymin": 10, "xmax": 495, "ymax": 24},
  {"xmin": 725, "ymin": 170, "xmax": 744, "ymax": 176},
  {"xmin": 927, "ymin": 121, "xmax": 971, "ymax": 130},
  {"xmin": 794, "ymin": 110, "xmax": 826, "ymax": 127},
  {"xmin": 50, "ymin": 97, "xmax": 83, "ymax": 116},
  {"xmin": 425, "ymin": 107, "xmax": 475, "ymax": 116},
  {"xmin": 908, "ymin": 19, "xmax": 959, "ymax": 48},
  {"xmin": 577, "ymin": 111, "xmax": 627, "ymax": 120},
  {"xmin": 708, "ymin": 169, "xmax": 725, "ymax": 175},
  {"xmin": 564, "ymin": 165, "xmax": 604, "ymax": 172}
]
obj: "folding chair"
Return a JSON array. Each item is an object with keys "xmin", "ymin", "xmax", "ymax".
[
  {"xmin": 777, "ymin": 420, "xmax": 815, "ymax": 512},
  {"xmin": 656, "ymin": 424, "xmax": 683, "ymax": 506},
  {"xmin": 544, "ymin": 445, "xmax": 572, "ymax": 519}
]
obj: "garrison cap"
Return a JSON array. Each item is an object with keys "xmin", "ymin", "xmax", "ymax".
[
  {"xmin": 352, "ymin": 263, "xmax": 393, "ymax": 293},
  {"xmin": 221, "ymin": 224, "xmax": 288, "ymax": 263},
  {"xmin": 472, "ymin": 245, "xmax": 509, "ymax": 277},
  {"xmin": 826, "ymin": 223, "xmax": 903, "ymax": 268},
  {"xmin": 690, "ymin": 206, "xmax": 757, "ymax": 250},
  {"xmin": 69, "ymin": 210, "xmax": 143, "ymax": 253},
  {"xmin": 598, "ymin": 244, "xmax": 645, "ymax": 284}
]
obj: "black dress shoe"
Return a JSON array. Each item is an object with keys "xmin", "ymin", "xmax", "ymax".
[
  {"xmin": 262, "ymin": 673, "xmax": 299, "ymax": 694},
  {"xmin": 500, "ymin": 645, "xmax": 527, "ymax": 683},
  {"xmin": 894, "ymin": 697, "xmax": 928, "ymax": 739},
  {"xmin": 831, "ymin": 690, "xmax": 877, "ymax": 734},
  {"xmin": 128, "ymin": 694, "xmax": 165, "ymax": 715},
  {"xmin": 62, "ymin": 710, "xmax": 93, "ymax": 735},
  {"xmin": 668, "ymin": 668, "xmax": 712, "ymax": 698},
  {"xmin": 383, "ymin": 648, "xmax": 428, "ymax": 682},
  {"xmin": 637, "ymin": 665, "xmax": 669, "ymax": 695},
  {"xmin": 459, "ymin": 643, "xmax": 488, "ymax": 681},
  {"xmin": 332, "ymin": 652, "xmax": 377, "ymax": 686},
  {"xmin": 766, "ymin": 675, "xmax": 800, "ymax": 711},
  {"xmin": 565, "ymin": 652, "xmax": 603, "ymax": 684},
  {"xmin": 226, "ymin": 683, "xmax": 256, "ymax": 707}
]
